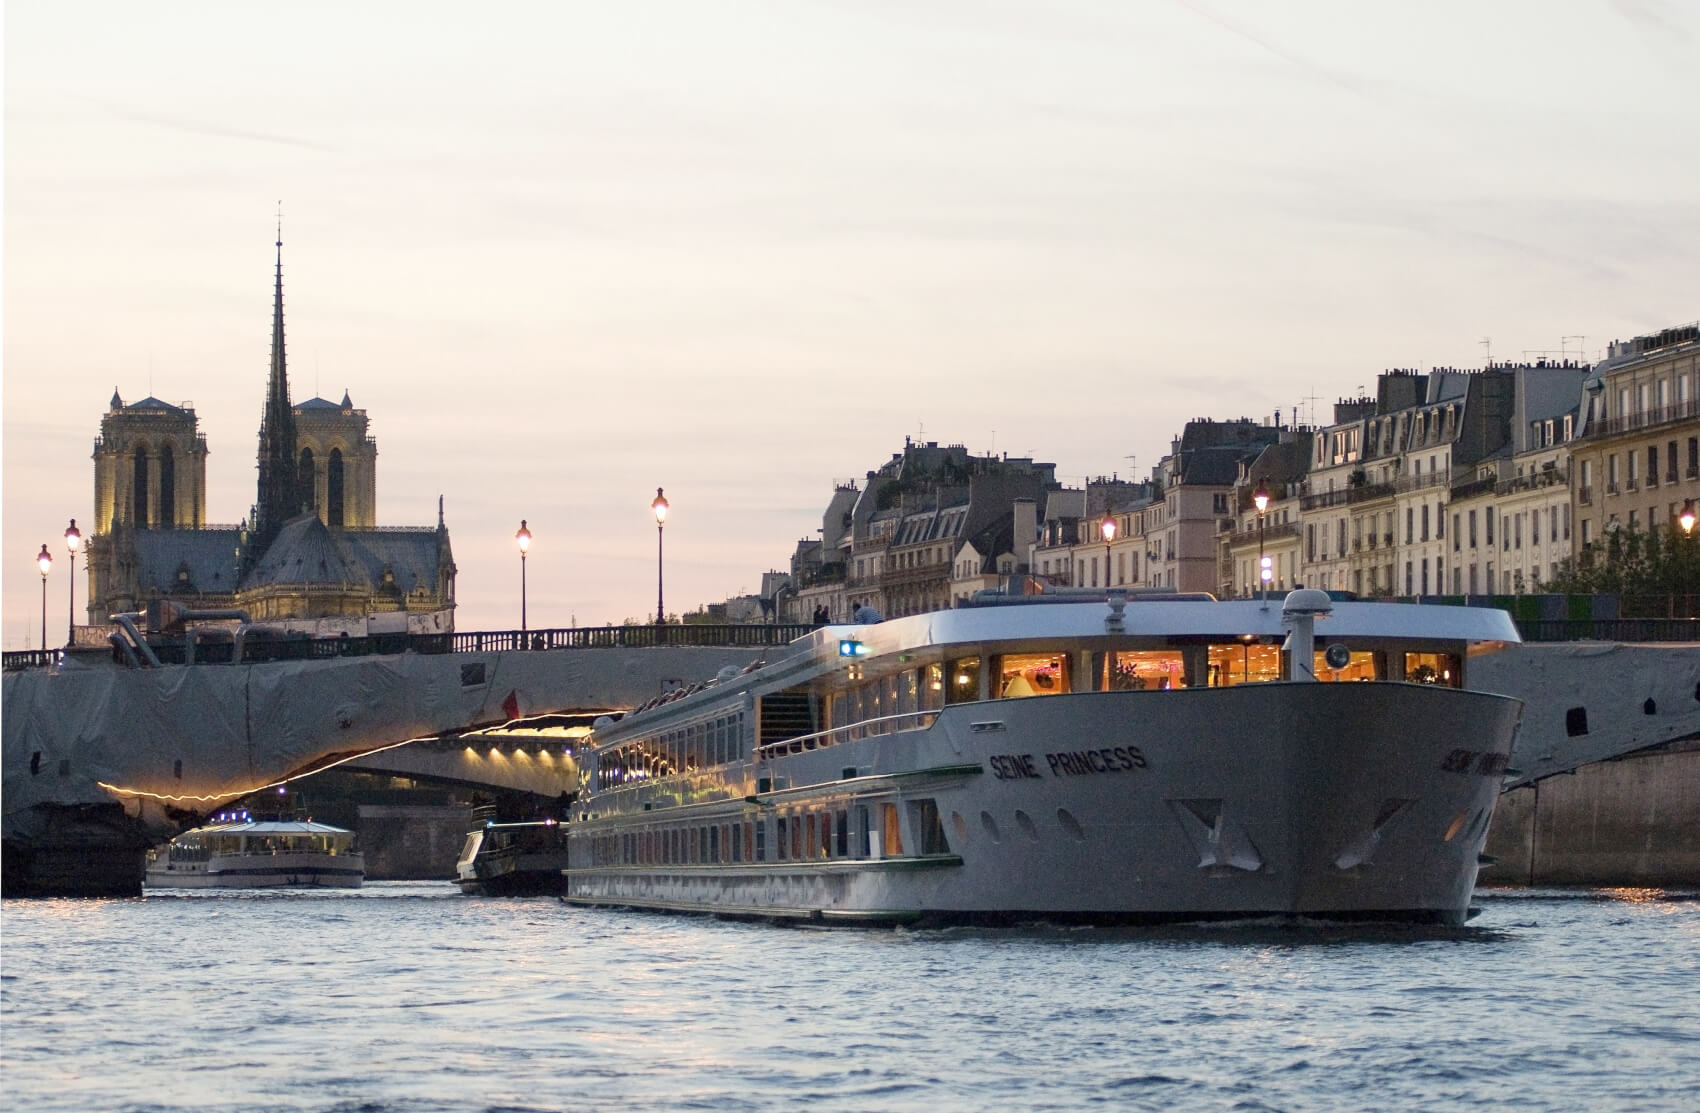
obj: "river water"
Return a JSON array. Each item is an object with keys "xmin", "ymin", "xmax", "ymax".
[{"xmin": 2, "ymin": 885, "xmax": 1696, "ymax": 1112}]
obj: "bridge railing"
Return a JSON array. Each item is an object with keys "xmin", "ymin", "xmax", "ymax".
[
  {"xmin": 451, "ymin": 624, "xmax": 816, "ymax": 652},
  {"xmin": 1, "ymin": 624, "xmax": 821, "ymax": 673}
]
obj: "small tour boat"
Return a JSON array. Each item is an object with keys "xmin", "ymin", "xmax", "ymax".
[
  {"xmin": 455, "ymin": 817, "xmax": 570, "ymax": 895},
  {"xmin": 145, "ymin": 813, "xmax": 364, "ymax": 889}
]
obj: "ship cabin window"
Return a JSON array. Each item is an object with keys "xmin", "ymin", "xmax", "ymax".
[
  {"xmin": 995, "ymin": 653, "xmax": 1070, "ymax": 698},
  {"xmin": 1403, "ymin": 651, "xmax": 1462, "ymax": 688},
  {"xmin": 910, "ymin": 799, "xmax": 950, "ymax": 856},
  {"xmin": 775, "ymin": 816, "xmax": 788, "ymax": 860},
  {"xmin": 755, "ymin": 820, "xmax": 767, "ymax": 862},
  {"xmin": 946, "ymin": 656, "xmax": 982, "ymax": 704},
  {"xmin": 1311, "ymin": 649, "xmax": 1379, "ymax": 682},
  {"xmin": 1206, "ymin": 643, "xmax": 1283, "ymax": 685},
  {"xmin": 879, "ymin": 803, "xmax": 904, "ymax": 858},
  {"xmin": 923, "ymin": 664, "xmax": 946, "ymax": 710},
  {"xmin": 1092, "ymin": 649, "xmax": 1185, "ymax": 690}
]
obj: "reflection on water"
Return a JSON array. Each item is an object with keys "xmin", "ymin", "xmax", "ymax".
[{"xmin": 2, "ymin": 885, "xmax": 1697, "ymax": 1113}]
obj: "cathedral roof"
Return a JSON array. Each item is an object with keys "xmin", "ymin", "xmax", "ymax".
[
  {"xmin": 126, "ymin": 528, "xmax": 244, "ymax": 597},
  {"xmin": 125, "ymin": 396, "xmax": 189, "ymax": 413},
  {"xmin": 295, "ymin": 396, "xmax": 343, "ymax": 411},
  {"xmin": 241, "ymin": 514, "xmax": 373, "ymax": 592}
]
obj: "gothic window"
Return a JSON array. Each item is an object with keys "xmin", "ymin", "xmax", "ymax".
[
  {"xmin": 159, "ymin": 443, "xmax": 176, "ymax": 528},
  {"xmin": 132, "ymin": 446, "xmax": 149, "ymax": 526},
  {"xmin": 298, "ymin": 448, "xmax": 316, "ymax": 514},
  {"xmin": 328, "ymin": 448, "xmax": 345, "ymax": 529}
]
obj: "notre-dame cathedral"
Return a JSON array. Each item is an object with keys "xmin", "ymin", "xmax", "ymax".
[{"xmin": 84, "ymin": 235, "xmax": 456, "ymax": 630}]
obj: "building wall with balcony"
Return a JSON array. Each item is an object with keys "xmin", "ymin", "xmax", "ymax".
[{"xmin": 1571, "ymin": 324, "xmax": 1700, "ymax": 555}]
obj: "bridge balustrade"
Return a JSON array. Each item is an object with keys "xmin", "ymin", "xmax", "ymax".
[{"xmin": 1, "ymin": 624, "xmax": 821, "ymax": 672}]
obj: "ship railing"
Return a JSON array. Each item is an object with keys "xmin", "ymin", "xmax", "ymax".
[{"xmin": 756, "ymin": 710, "xmax": 941, "ymax": 762}]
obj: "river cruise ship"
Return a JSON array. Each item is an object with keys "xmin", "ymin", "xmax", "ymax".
[
  {"xmin": 145, "ymin": 815, "xmax": 364, "ymax": 889},
  {"xmin": 565, "ymin": 590, "xmax": 1523, "ymax": 926}
]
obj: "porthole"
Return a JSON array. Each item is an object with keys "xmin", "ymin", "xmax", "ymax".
[
  {"xmin": 980, "ymin": 811, "xmax": 1001, "ymax": 842},
  {"xmin": 1057, "ymin": 808, "xmax": 1086, "ymax": 842},
  {"xmin": 950, "ymin": 811, "xmax": 969, "ymax": 843},
  {"xmin": 1014, "ymin": 809, "xmax": 1039, "ymax": 841}
]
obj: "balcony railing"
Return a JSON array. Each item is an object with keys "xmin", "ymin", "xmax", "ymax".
[{"xmin": 1583, "ymin": 397, "xmax": 1700, "ymax": 439}]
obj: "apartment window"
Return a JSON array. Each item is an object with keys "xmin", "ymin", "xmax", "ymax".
[
  {"xmin": 1514, "ymin": 514, "xmax": 1522, "ymax": 549},
  {"xmin": 1690, "ymin": 437, "xmax": 1699, "ymax": 477},
  {"xmin": 1404, "ymin": 561, "xmax": 1413, "ymax": 596},
  {"xmin": 1608, "ymin": 454, "xmax": 1619, "ymax": 489},
  {"xmin": 1669, "ymin": 441, "xmax": 1680, "ymax": 484},
  {"xmin": 1469, "ymin": 509, "xmax": 1478, "ymax": 548},
  {"xmin": 1563, "ymin": 415, "xmax": 1574, "ymax": 440},
  {"xmin": 1629, "ymin": 451, "xmax": 1639, "ymax": 487},
  {"xmin": 1452, "ymin": 567, "xmax": 1461, "ymax": 594},
  {"xmin": 1648, "ymin": 445, "xmax": 1659, "ymax": 487},
  {"xmin": 1420, "ymin": 504, "xmax": 1430, "ymax": 542},
  {"xmin": 1213, "ymin": 493, "xmax": 1229, "ymax": 514},
  {"xmin": 1307, "ymin": 524, "xmax": 1316, "ymax": 562},
  {"xmin": 1405, "ymin": 508, "xmax": 1414, "ymax": 545},
  {"xmin": 1485, "ymin": 508, "xmax": 1495, "ymax": 546},
  {"xmin": 1420, "ymin": 559, "xmax": 1429, "ymax": 596},
  {"xmin": 1452, "ymin": 514, "xmax": 1461, "ymax": 552},
  {"xmin": 1337, "ymin": 519, "xmax": 1347, "ymax": 557},
  {"xmin": 1581, "ymin": 519, "xmax": 1591, "ymax": 547}
]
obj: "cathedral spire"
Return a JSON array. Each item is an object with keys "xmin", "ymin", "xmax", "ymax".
[{"xmin": 253, "ymin": 210, "xmax": 303, "ymax": 559}]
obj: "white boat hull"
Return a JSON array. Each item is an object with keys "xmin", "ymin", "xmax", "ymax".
[
  {"xmin": 566, "ymin": 683, "xmax": 1518, "ymax": 925},
  {"xmin": 145, "ymin": 850, "xmax": 364, "ymax": 889}
]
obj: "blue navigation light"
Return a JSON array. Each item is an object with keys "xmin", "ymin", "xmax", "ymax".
[{"xmin": 838, "ymin": 639, "xmax": 869, "ymax": 658}]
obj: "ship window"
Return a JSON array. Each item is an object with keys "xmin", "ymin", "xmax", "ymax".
[
  {"xmin": 791, "ymin": 813, "xmax": 803, "ymax": 860},
  {"xmin": 1403, "ymin": 651, "xmax": 1461, "ymax": 688},
  {"xmin": 1095, "ymin": 650, "xmax": 1183, "ymax": 691},
  {"xmin": 775, "ymin": 817, "xmax": 788, "ymax": 860},
  {"xmin": 980, "ymin": 811, "xmax": 1001, "ymax": 842},
  {"xmin": 923, "ymin": 664, "xmax": 946, "ymax": 710},
  {"xmin": 945, "ymin": 656, "xmax": 981, "ymax": 704},
  {"xmin": 804, "ymin": 813, "xmax": 818, "ymax": 859},
  {"xmin": 880, "ymin": 803, "xmax": 904, "ymax": 857},
  {"xmin": 1207, "ymin": 643, "xmax": 1282, "ymax": 686},
  {"xmin": 836, "ymin": 810, "xmax": 850, "ymax": 857},
  {"xmin": 996, "ymin": 653, "xmax": 1070, "ymax": 698},
  {"xmin": 755, "ymin": 820, "xmax": 767, "ymax": 862},
  {"xmin": 731, "ymin": 824, "xmax": 743, "ymax": 863},
  {"xmin": 1313, "ymin": 650, "xmax": 1378, "ymax": 682},
  {"xmin": 855, "ymin": 806, "xmax": 871, "ymax": 858},
  {"xmin": 910, "ymin": 799, "xmax": 949, "ymax": 855}
]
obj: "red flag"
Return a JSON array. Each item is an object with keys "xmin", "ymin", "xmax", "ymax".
[{"xmin": 501, "ymin": 690, "xmax": 520, "ymax": 721}]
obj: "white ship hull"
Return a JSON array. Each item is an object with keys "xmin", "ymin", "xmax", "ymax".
[
  {"xmin": 567, "ymin": 682, "xmax": 1518, "ymax": 925},
  {"xmin": 145, "ymin": 849, "xmax": 365, "ymax": 889}
]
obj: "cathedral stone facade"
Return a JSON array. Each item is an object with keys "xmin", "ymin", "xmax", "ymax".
[{"xmin": 84, "ymin": 236, "xmax": 455, "ymax": 631}]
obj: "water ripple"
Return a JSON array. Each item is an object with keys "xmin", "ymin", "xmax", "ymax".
[{"xmin": 2, "ymin": 884, "xmax": 1698, "ymax": 1111}]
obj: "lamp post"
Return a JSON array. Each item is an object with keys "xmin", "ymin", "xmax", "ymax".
[
  {"xmin": 1253, "ymin": 485, "xmax": 1270, "ymax": 603},
  {"xmin": 514, "ymin": 520, "xmax": 531, "ymax": 634},
  {"xmin": 63, "ymin": 519, "xmax": 81, "ymax": 645},
  {"xmin": 37, "ymin": 544, "xmax": 53, "ymax": 651},
  {"xmin": 1100, "ymin": 512, "xmax": 1116, "ymax": 588},
  {"xmin": 651, "ymin": 488, "xmax": 669, "ymax": 626},
  {"xmin": 1681, "ymin": 499, "xmax": 1697, "ymax": 618}
]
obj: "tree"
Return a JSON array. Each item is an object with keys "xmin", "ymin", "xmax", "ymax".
[{"xmin": 1539, "ymin": 523, "xmax": 1700, "ymax": 618}]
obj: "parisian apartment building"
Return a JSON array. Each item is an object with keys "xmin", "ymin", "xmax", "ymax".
[{"xmin": 761, "ymin": 321, "xmax": 1697, "ymax": 621}]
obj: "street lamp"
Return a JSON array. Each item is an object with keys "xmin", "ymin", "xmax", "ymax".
[
  {"xmin": 63, "ymin": 519, "xmax": 81, "ymax": 645},
  {"xmin": 37, "ymin": 544, "xmax": 53, "ymax": 651},
  {"xmin": 514, "ymin": 520, "xmax": 531, "ymax": 634},
  {"xmin": 1100, "ymin": 512, "xmax": 1116, "ymax": 588},
  {"xmin": 1252, "ymin": 485, "xmax": 1271, "ymax": 603},
  {"xmin": 651, "ymin": 488, "xmax": 669, "ymax": 626},
  {"xmin": 1681, "ymin": 500, "xmax": 1697, "ymax": 619}
]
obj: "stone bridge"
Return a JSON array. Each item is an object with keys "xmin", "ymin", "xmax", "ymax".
[{"xmin": 2, "ymin": 629, "xmax": 796, "ymax": 895}]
